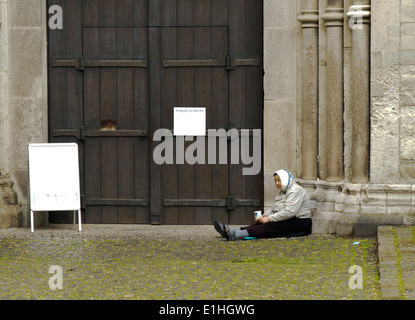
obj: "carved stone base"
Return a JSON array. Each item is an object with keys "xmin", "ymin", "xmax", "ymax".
[
  {"xmin": 297, "ymin": 179, "xmax": 415, "ymax": 237},
  {"xmin": 0, "ymin": 175, "xmax": 23, "ymax": 229}
]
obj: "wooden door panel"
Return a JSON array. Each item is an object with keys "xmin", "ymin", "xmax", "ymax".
[
  {"xmin": 158, "ymin": 27, "xmax": 229, "ymax": 224},
  {"xmin": 82, "ymin": 27, "xmax": 150, "ymax": 224},
  {"xmin": 49, "ymin": 0, "xmax": 151, "ymax": 224},
  {"xmin": 48, "ymin": 0, "xmax": 262, "ymax": 225},
  {"xmin": 48, "ymin": 0, "xmax": 84, "ymax": 223}
]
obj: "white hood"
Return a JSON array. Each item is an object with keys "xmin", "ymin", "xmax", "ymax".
[{"xmin": 275, "ymin": 169, "xmax": 294, "ymax": 192}]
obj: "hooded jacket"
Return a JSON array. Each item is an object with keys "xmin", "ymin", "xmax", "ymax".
[{"xmin": 264, "ymin": 170, "xmax": 312, "ymax": 223}]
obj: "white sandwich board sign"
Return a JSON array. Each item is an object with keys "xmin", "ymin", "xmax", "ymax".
[{"xmin": 28, "ymin": 143, "xmax": 82, "ymax": 232}]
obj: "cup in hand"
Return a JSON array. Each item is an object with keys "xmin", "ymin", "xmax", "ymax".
[{"xmin": 254, "ymin": 211, "xmax": 262, "ymax": 219}]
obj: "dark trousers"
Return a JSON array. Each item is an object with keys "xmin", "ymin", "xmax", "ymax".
[{"xmin": 241, "ymin": 217, "xmax": 312, "ymax": 238}]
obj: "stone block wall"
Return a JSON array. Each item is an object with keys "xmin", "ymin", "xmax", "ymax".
[
  {"xmin": 0, "ymin": 0, "xmax": 8, "ymax": 177},
  {"xmin": 371, "ymin": 0, "xmax": 415, "ymax": 184},
  {"xmin": 0, "ymin": 0, "xmax": 48, "ymax": 227},
  {"xmin": 263, "ymin": 0, "xmax": 299, "ymax": 206}
]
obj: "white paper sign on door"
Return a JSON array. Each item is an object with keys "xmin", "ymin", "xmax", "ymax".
[{"xmin": 173, "ymin": 107, "xmax": 206, "ymax": 136}]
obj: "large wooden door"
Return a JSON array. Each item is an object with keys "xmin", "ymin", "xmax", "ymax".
[{"xmin": 48, "ymin": 0, "xmax": 263, "ymax": 225}]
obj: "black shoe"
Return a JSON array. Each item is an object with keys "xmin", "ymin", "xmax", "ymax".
[{"xmin": 214, "ymin": 220, "xmax": 227, "ymax": 238}]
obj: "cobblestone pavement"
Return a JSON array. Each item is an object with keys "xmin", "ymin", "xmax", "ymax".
[
  {"xmin": 0, "ymin": 223, "xmax": 408, "ymax": 300},
  {"xmin": 377, "ymin": 226, "xmax": 415, "ymax": 300}
]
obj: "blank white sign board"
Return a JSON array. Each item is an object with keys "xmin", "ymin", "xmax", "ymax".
[{"xmin": 28, "ymin": 143, "xmax": 81, "ymax": 232}]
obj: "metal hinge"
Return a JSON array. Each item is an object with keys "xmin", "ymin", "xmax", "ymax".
[
  {"xmin": 226, "ymin": 56, "xmax": 261, "ymax": 71},
  {"xmin": 53, "ymin": 126, "xmax": 148, "ymax": 141},
  {"xmin": 81, "ymin": 195, "xmax": 148, "ymax": 209},
  {"xmin": 164, "ymin": 196, "xmax": 260, "ymax": 212},
  {"xmin": 52, "ymin": 57, "xmax": 148, "ymax": 71},
  {"xmin": 163, "ymin": 56, "xmax": 260, "ymax": 72}
]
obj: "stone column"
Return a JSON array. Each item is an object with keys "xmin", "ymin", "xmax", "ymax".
[
  {"xmin": 298, "ymin": 0, "xmax": 319, "ymax": 180},
  {"xmin": 322, "ymin": 0, "xmax": 344, "ymax": 181},
  {"xmin": 347, "ymin": 1, "xmax": 371, "ymax": 183}
]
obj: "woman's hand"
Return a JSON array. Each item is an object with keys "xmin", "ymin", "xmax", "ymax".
[{"xmin": 257, "ymin": 216, "xmax": 270, "ymax": 224}]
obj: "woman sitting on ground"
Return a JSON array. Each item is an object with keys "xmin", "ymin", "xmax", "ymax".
[{"xmin": 214, "ymin": 169, "xmax": 313, "ymax": 241}]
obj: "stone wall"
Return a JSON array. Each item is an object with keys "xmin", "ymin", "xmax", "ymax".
[
  {"xmin": 0, "ymin": 0, "xmax": 49, "ymax": 227},
  {"xmin": 263, "ymin": 0, "xmax": 299, "ymax": 205},
  {"xmin": 302, "ymin": 179, "xmax": 415, "ymax": 236},
  {"xmin": 371, "ymin": 0, "xmax": 415, "ymax": 184},
  {"xmin": 264, "ymin": 0, "xmax": 415, "ymax": 237},
  {"xmin": 0, "ymin": 1, "xmax": 8, "ymax": 180}
]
